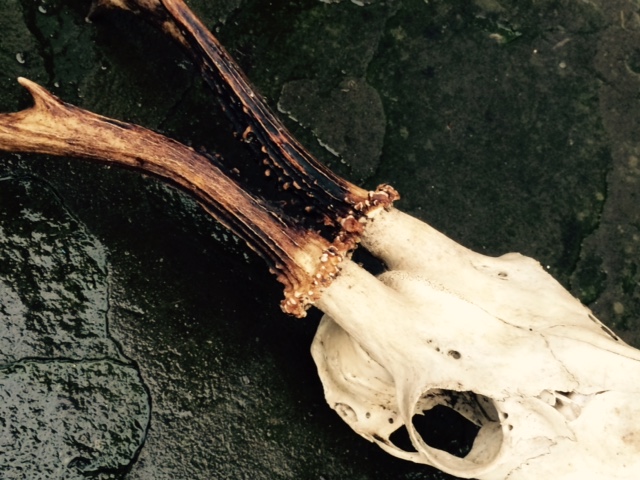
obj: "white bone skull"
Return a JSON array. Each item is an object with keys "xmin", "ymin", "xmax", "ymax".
[
  {"xmin": 313, "ymin": 208, "xmax": 640, "ymax": 480},
  {"xmin": 0, "ymin": 0, "xmax": 639, "ymax": 475}
]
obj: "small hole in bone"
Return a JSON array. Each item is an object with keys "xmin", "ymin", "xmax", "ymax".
[
  {"xmin": 447, "ymin": 350, "xmax": 461, "ymax": 359},
  {"xmin": 550, "ymin": 391, "xmax": 592, "ymax": 421},
  {"xmin": 334, "ymin": 403, "xmax": 357, "ymax": 422},
  {"xmin": 600, "ymin": 325, "xmax": 619, "ymax": 341},
  {"xmin": 388, "ymin": 417, "xmax": 394, "ymax": 424},
  {"xmin": 388, "ymin": 426, "xmax": 418, "ymax": 452},
  {"xmin": 351, "ymin": 247, "xmax": 386, "ymax": 276},
  {"xmin": 497, "ymin": 271, "xmax": 508, "ymax": 278},
  {"xmin": 372, "ymin": 433, "xmax": 388, "ymax": 444}
]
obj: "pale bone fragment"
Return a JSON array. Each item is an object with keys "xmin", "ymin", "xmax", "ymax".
[
  {"xmin": 0, "ymin": 1, "xmax": 639, "ymax": 479},
  {"xmin": 313, "ymin": 207, "xmax": 640, "ymax": 479}
]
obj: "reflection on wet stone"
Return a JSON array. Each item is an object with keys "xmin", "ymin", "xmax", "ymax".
[
  {"xmin": 0, "ymin": 360, "xmax": 149, "ymax": 480},
  {"xmin": 0, "ymin": 177, "xmax": 150, "ymax": 479},
  {"xmin": 0, "ymin": 179, "xmax": 118, "ymax": 361}
]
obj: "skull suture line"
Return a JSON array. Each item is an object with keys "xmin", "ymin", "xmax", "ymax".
[
  {"xmin": 1, "ymin": 1, "xmax": 639, "ymax": 479},
  {"xmin": 314, "ymin": 208, "xmax": 640, "ymax": 479}
]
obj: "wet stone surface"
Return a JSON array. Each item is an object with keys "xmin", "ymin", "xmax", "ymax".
[
  {"xmin": 0, "ymin": 0, "xmax": 639, "ymax": 479},
  {"xmin": 0, "ymin": 178, "xmax": 150, "ymax": 478},
  {"xmin": 278, "ymin": 77, "xmax": 386, "ymax": 182},
  {"xmin": 0, "ymin": 179, "xmax": 117, "ymax": 362},
  {"xmin": 0, "ymin": 360, "xmax": 148, "ymax": 480}
]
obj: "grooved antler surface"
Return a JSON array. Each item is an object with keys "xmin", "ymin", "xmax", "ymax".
[
  {"xmin": 0, "ymin": 78, "xmax": 345, "ymax": 316},
  {"xmin": 89, "ymin": 0, "xmax": 399, "ymax": 237}
]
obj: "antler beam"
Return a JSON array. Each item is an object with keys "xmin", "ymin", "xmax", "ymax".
[
  {"xmin": 0, "ymin": 77, "xmax": 345, "ymax": 316},
  {"xmin": 89, "ymin": 0, "xmax": 399, "ymax": 235}
]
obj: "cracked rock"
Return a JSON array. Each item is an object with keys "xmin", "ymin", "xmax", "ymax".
[{"xmin": 0, "ymin": 177, "xmax": 150, "ymax": 479}]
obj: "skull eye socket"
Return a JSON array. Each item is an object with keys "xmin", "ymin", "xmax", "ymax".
[
  {"xmin": 385, "ymin": 389, "xmax": 505, "ymax": 475},
  {"xmin": 389, "ymin": 404, "xmax": 481, "ymax": 458}
]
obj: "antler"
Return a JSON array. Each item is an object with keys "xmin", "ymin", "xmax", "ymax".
[
  {"xmin": 88, "ymin": 0, "xmax": 399, "ymax": 238},
  {"xmin": 0, "ymin": 0, "xmax": 400, "ymax": 316},
  {"xmin": 0, "ymin": 77, "xmax": 344, "ymax": 316}
]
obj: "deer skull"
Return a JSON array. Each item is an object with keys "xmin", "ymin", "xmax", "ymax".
[
  {"xmin": 313, "ymin": 208, "xmax": 640, "ymax": 479},
  {"xmin": 1, "ymin": 1, "xmax": 639, "ymax": 479}
]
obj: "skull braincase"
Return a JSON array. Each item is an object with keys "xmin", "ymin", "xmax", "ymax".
[{"xmin": 313, "ymin": 208, "xmax": 640, "ymax": 480}]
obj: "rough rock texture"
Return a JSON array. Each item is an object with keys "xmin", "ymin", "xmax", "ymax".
[
  {"xmin": 0, "ymin": 179, "xmax": 149, "ymax": 479},
  {"xmin": 278, "ymin": 77, "xmax": 386, "ymax": 182},
  {"xmin": 0, "ymin": 0, "xmax": 638, "ymax": 479}
]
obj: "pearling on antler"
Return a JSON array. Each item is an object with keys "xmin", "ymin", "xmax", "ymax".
[{"xmin": 1, "ymin": 1, "xmax": 639, "ymax": 478}]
